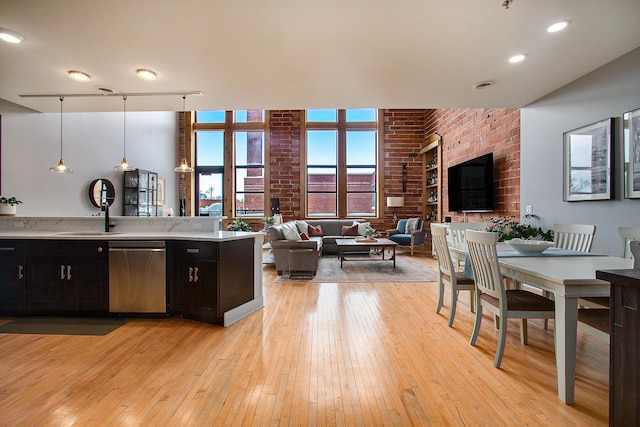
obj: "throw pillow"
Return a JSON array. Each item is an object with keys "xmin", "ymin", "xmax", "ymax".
[
  {"xmin": 341, "ymin": 224, "xmax": 359, "ymax": 236},
  {"xmin": 356, "ymin": 221, "xmax": 371, "ymax": 236},
  {"xmin": 406, "ymin": 217, "xmax": 421, "ymax": 233},
  {"xmin": 296, "ymin": 220, "xmax": 309, "ymax": 235},
  {"xmin": 299, "ymin": 232, "xmax": 310, "ymax": 240},
  {"xmin": 282, "ymin": 224, "xmax": 301, "ymax": 241},
  {"xmin": 308, "ymin": 224, "xmax": 324, "ymax": 237}
]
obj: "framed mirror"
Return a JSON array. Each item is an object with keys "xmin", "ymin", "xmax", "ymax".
[{"xmin": 88, "ymin": 179, "xmax": 115, "ymax": 208}]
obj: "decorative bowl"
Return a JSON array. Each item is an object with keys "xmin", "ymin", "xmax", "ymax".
[{"xmin": 506, "ymin": 239, "xmax": 554, "ymax": 254}]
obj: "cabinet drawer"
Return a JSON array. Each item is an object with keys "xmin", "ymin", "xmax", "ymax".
[
  {"xmin": 0, "ymin": 240, "xmax": 27, "ymax": 257},
  {"xmin": 28, "ymin": 240, "xmax": 108, "ymax": 258},
  {"xmin": 170, "ymin": 241, "xmax": 218, "ymax": 259}
]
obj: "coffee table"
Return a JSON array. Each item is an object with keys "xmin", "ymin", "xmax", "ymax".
[{"xmin": 335, "ymin": 238, "xmax": 398, "ymax": 268}]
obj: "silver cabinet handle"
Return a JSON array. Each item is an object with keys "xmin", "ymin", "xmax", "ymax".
[
  {"xmin": 193, "ymin": 267, "xmax": 199, "ymax": 283},
  {"xmin": 188, "ymin": 267, "xmax": 194, "ymax": 282},
  {"xmin": 18, "ymin": 265, "xmax": 24, "ymax": 280},
  {"xmin": 187, "ymin": 248, "xmax": 200, "ymax": 254},
  {"xmin": 67, "ymin": 265, "xmax": 72, "ymax": 280},
  {"xmin": 60, "ymin": 265, "xmax": 66, "ymax": 280}
]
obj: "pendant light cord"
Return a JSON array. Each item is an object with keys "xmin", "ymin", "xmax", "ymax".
[
  {"xmin": 123, "ymin": 95, "xmax": 127, "ymax": 157},
  {"xmin": 59, "ymin": 96, "xmax": 64, "ymax": 159}
]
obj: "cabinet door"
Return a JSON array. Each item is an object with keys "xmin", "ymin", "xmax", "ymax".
[
  {"xmin": 27, "ymin": 258, "xmax": 68, "ymax": 311},
  {"xmin": 69, "ymin": 256, "xmax": 108, "ymax": 312},
  {"xmin": 0, "ymin": 256, "xmax": 26, "ymax": 311},
  {"xmin": 174, "ymin": 258, "xmax": 218, "ymax": 323}
]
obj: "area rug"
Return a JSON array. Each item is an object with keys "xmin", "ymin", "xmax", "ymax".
[
  {"xmin": 275, "ymin": 255, "xmax": 438, "ymax": 283},
  {"xmin": 0, "ymin": 317, "xmax": 129, "ymax": 336}
]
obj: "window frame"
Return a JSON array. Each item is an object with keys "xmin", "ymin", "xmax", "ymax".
[
  {"xmin": 302, "ymin": 109, "xmax": 382, "ymax": 219},
  {"xmin": 193, "ymin": 111, "xmax": 270, "ymax": 219}
]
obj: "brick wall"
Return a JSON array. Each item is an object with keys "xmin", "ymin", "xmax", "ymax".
[
  {"xmin": 383, "ymin": 110, "xmax": 425, "ymax": 228},
  {"xmin": 265, "ymin": 108, "xmax": 520, "ymax": 229},
  {"xmin": 425, "ymin": 108, "xmax": 521, "ymax": 223},
  {"xmin": 269, "ymin": 110, "xmax": 302, "ymax": 220}
]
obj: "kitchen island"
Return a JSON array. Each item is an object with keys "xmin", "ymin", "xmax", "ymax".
[{"xmin": 0, "ymin": 217, "xmax": 264, "ymax": 327}]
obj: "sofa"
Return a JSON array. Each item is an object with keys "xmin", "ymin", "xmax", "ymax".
[{"xmin": 267, "ymin": 219, "xmax": 371, "ymax": 275}]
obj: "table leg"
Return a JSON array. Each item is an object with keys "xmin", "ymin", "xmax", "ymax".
[
  {"xmin": 554, "ymin": 295, "xmax": 578, "ymax": 404},
  {"xmin": 339, "ymin": 247, "xmax": 343, "ymax": 268},
  {"xmin": 392, "ymin": 246, "xmax": 396, "ymax": 268}
]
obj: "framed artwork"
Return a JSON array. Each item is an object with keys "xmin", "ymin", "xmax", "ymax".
[
  {"xmin": 624, "ymin": 107, "xmax": 640, "ymax": 198},
  {"xmin": 563, "ymin": 118, "xmax": 614, "ymax": 201},
  {"xmin": 157, "ymin": 178, "xmax": 166, "ymax": 206}
]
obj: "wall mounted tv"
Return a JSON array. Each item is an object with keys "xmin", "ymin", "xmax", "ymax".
[{"xmin": 447, "ymin": 153, "xmax": 495, "ymax": 212}]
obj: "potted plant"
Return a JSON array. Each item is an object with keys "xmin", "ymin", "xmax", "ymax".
[
  {"xmin": 485, "ymin": 216, "xmax": 553, "ymax": 242},
  {"xmin": 227, "ymin": 218, "xmax": 252, "ymax": 232},
  {"xmin": 264, "ymin": 216, "xmax": 275, "ymax": 229},
  {"xmin": 0, "ymin": 196, "xmax": 22, "ymax": 216}
]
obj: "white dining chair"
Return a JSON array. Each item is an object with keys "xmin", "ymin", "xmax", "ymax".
[
  {"xmin": 553, "ymin": 223, "xmax": 596, "ymax": 252},
  {"xmin": 551, "ymin": 224, "xmax": 597, "ymax": 316},
  {"xmin": 431, "ymin": 224, "xmax": 475, "ymax": 327},
  {"xmin": 466, "ymin": 230, "xmax": 555, "ymax": 368},
  {"xmin": 447, "ymin": 222, "xmax": 485, "ymax": 269},
  {"xmin": 619, "ymin": 227, "xmax": 640, "ymax": 259},
  {"xmin": 631, "ymin": 240, "xmax": 640, "ymax": 268}
]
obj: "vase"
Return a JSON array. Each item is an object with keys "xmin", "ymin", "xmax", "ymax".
[{"xmin": 0, "ymin": 205, "xmax": 17, "ymax": 216}]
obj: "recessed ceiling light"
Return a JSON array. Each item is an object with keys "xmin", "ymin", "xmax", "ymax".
[
  {"xmin": 474, "ymin": 81, "xmax": 495, "ymax": 90},
  {"xmin": 68, "ymin": 70, "xmax": 91, "ymax": 82},
  {"xmin": 136, "ymin": 69, "xmax": 157, "ymax": 81},
  {"xmin": 0, "ymin": 28, "xmax": 24, "ymax": 44},
  {"xmin": 547, "ymin": 21, "xmax": 569, "ymax": 33},
  {"xmin": 508, "ymin": 54, "xmax": 526, "ymax": 63}
]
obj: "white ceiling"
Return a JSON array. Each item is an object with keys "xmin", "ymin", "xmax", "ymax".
[{"xmin": 1, "ymin": 0, "xmax": 639, "ymax": 113}]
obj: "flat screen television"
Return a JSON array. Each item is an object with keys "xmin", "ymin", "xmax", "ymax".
[{"xmin": 447, "ymin": 153, "xmax": 495, "ymax": 212}]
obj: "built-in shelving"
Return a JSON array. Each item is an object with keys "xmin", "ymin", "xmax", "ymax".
[{"xmin": 420, "ymin": 133, "xmax": 442, "ymax": 225}]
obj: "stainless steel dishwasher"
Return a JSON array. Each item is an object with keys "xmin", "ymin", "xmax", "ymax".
[{"xmin": 108, "ymin": 240, "xmax": 166, "ymax": 313}]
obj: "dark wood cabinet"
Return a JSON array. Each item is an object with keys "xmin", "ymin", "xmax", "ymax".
[
  {"xmin": 595, "ymin": 269, "xmax": 640, "ymax": 427},
  {"xmin": 170, "ymin": 238, "xmax": 254, "ymax": 325},
  {"xmin": 0, "ymin": 240, "xmax": 27, "ymax": 313},
  {"xmin": 26, "ymin": 240, "xmax": 109, "ymax": 313}
]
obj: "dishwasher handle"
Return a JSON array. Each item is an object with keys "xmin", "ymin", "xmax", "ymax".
[{"xmin": 109, "ymin": 248, "xmax": 166, "ymax": 253}]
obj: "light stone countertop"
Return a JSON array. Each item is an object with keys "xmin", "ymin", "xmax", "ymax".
[{"xmin": 0, "ymin": 230, "xmax": 265, "ymax": 242}]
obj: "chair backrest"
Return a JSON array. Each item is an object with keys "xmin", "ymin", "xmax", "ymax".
[
  {"xmin": 465, "ymin": 230, "xmax": 505, "ymax": 302},
  {"xmin": 630, "ymin": 241, "xmax": 640, "ymax": 269},
  {"xmin": 618, "ymin": 227, "xmax": 640, "ymax": 259},
  {"xmin": 553, "ymin": 223, "xmax": 596, "ymax": 252},
  {"xmin": 431, "ymin": 224, "xmax": 455, "ymax": 277},
  {"xmin": 448, "ymin": 222, "xmax": 486, "ymax": 245}
]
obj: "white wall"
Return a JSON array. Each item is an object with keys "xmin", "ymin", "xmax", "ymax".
[
  {"xmin": 1, "ymin": 100, "xmax": 179, "ymax": 217},
  {"xmin": 521, "ymin": 47, "xmax": 640, "ymax": 256}
]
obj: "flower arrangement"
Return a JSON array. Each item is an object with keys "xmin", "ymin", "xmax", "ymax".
[
  {"xmin": 227, "ymin": 218, "xmax": 252, "ymax": 231},
  {"xmin": 485, "ymin": 216, "xmax": 553, "ymax": 242},
  {"xmin": 264, "ymin": 216, "xmax": 275, "ymax": 225}
]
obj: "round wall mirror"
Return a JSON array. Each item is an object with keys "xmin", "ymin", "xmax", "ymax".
[{"xmin": 89, "ymin": 179, "xmax": 115, "ymax": 208}]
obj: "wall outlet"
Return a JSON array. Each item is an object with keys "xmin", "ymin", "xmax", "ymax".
[{"xmin": 525, "ymin": 205, "xmax": 533, "ymax": 215}]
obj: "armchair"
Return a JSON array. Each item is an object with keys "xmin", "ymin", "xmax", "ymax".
[{"xmin": 387, "ymin": 218, "xmax": 426, "ymax": 255}]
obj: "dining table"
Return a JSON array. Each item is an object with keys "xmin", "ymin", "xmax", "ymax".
[{"xmin": 448, "ymin": 242, "xmax": 634, "ymax": 405}]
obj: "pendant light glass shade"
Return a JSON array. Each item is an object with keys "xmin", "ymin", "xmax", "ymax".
[
  {"xmin": 115, "ymin": 96, "xmax": 135, "ymax": 171},
  {"xmin": 174, "ymin": 157, "xmax": 194, "ymax": 172},
  {"xmin": 50, "ymin": 97, "xmax": 73, "ymax": 174},
  {"xmin": 175, "ymin": 95, "xmax": 194, "ymax": 172}
]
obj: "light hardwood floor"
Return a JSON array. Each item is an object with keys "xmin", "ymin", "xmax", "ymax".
[{"xmin": 0, "ymin": 253, "xmax": 608, "ymax": 426}]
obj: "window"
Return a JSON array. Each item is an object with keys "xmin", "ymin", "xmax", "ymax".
[
  {"xmin": 194, "ymin": 110, "xmax": 268, "ymax": 218},
  {"xmin": 305, "ymin": 109, "xmax": 379, "ymax": 218}
]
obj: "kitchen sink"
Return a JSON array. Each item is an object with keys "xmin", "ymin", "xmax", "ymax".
[{"xmin": 55, "ymin": 231, "xmax": 122, "ymax": 236}]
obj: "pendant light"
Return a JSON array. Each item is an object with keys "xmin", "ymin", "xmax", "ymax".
[
  {"xmin": 50, "ymin": 97, "xmax": 73, "ymax": 173},
  {"xmin": 115, "ymin": 96, "xmax": 135, "ymax": 171},
  {"xmin": 175, "ymin": 95, "xmax": 194, "ymax": 173}
]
